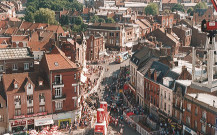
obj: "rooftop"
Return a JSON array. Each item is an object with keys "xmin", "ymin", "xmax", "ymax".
[
  {"xmin": 0, "ymin": 47, "xmax": 33, "ymax": 60},
  {"xmin": 187, "ymin": 93, "xmax": 217, "ymax": 108}
]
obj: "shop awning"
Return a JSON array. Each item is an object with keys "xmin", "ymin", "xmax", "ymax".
[{"xmin": 35, "ymin": 119, "xmax": 54, "ymax": 126}]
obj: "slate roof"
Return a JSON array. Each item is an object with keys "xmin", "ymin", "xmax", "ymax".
[
  {"xmin": 145, "ymin": 61, "xmax": 170, "ymax": 83},
  {"xmin": 162, "ymin": 70, "xmax": 180, "ymax": 89}
]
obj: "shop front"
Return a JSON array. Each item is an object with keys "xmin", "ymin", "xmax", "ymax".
[
  {"xmin": 34, "ymin": 115, "xmax": 53, "ymax": 131},
  {"xmin": 183, "ymin": 125, "xmax": 197, "ymax": 135},
  {"xmin": 53, "ymin": 111, "xmax": 76, "ymax": 129},
  {"xmin": 11, "ymin": 120, "xmax": 26, "ymax": 133}
]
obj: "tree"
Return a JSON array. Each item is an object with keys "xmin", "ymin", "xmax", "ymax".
[
  {"xmin": 90, "ymin": 15, "xmax": 99, "ymax": 23},
  {"xmin": 172, "ymin": 4, "xmax": 184, "ymax": 12},
  {"xmin": 60, "ymin": 15, "xmax": 69, "ymax": 25},
  {"xmin": 98, "ymin": 18, "xmax": 105, "ymax": 23},
  {"xmin": 145, "ymin": 3, "xmax": 158, "ymax": 16},
  {"xmin": 26, "ymin": 5, "xmax": 37, "ymax": 13},
  {"xmin": 187, "ymin": 7, "xmax": 194, "ymax": 16},
  {"xmin": 34, "ymin": 8, "xmax": 58, "ymax": 24},
  {"xmin": 194, "ymin": 2, "xmax": 208, "ymax": 10},
  {"xmin": 25, "ymin": 12, "xmax": 34, "ymax": 22},
  {"xmin": 75, "ymin": 16, "xmax": 83, "ymax": 25},
  {"xmin": 105, "ymin": 17, "xmax": 115, "ymax": 23}
]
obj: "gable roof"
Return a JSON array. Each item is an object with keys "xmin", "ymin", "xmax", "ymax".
[
  {"xmin": 44, "ymin": 46, "xmax": 78, "ymax": 71},
  {"xmin": 2, "ymin": 72, "xmax": 50, "ymax": 94}
]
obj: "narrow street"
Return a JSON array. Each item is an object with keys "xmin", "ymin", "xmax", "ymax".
[{"xmin": 94, "ymin": 59, "xmax": 140, "ymax": 135}]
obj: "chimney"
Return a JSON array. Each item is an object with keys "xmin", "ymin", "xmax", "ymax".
[
  {"xmin": 148, "ymin": 69, "xmax": 151, "ymax": 78},
  {"xmin": 165, "ymin": 29, "xmax": 167, "ymax": 35},
  {"xmin": 154, "ymin": 71, "xmax": 157, "ymax": 81},
  {"xmin": 213, "ymin": 100, "xmax": 215, "ymax": 106}
]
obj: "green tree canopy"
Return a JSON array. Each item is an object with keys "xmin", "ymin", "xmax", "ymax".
[
  {"xmin": 145, "ymin": 3, "xmax": 159, "ymax": 16},
  {"xmin": 98, "ymin": 18, "xmax": 105, "ymax": 23},
  {"xmin": 105, "ymin": 17, "xmax": 115, "ymax": 23},
  {"xmin": 187, "ymin": 7, "xmax": 194, "ymax": 16},
  {"xmin": 172, "ymin": 4, "xmax": 184, "ymax": 12},
  {"xmin": 34, "ymin": 8, "xmax": 58, "ymax": 24},
  {"xmin": 90, "ymin": 15, "xmax": 99, "ymax": 23},
  {"xmin": 194, "ymin": 2, "xmax": 208, "ymax": 10},
  {"xmin": 24, "ymin": 12, "xmax": 35, "ymax": 22}
]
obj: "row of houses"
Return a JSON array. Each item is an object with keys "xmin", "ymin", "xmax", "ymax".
[
  {"xmin": 0, "ymin": 46, "xmax": 81, "ymax": 133},
  {"xmin": 129, "ymin": 43, "xmax": 217, "ymax": 134}
]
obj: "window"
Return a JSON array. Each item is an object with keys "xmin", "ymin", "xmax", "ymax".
[
  {"xmin": 55, "ymin": 101, "xmax": 63, "ymax": 110},
  {"xmin": 30, "ymin": 62, "xmax": 33, "ymax": 67},
  {"xmin": 169, "ymin": 93, "xmax": 171, "ymax": 101},
  {"xmin": 195, "ymin": 107, "xmax": 198, "ymax": 115},
  {"xmin": 168, "ymin": 104, "xmax": 170, "ymax": 114},
  {"xmin": 186, "ymin": 116, "xmax": 190, "ymax": 125},
  {"xmin": 27, "ymin": 107, "xmax": 33, "ymax": 114},
  {"xmin": 28, "ymin": 83, "xmax": 31, "ymax": 89},
  {"xmin": 15, "ymin": 109, "xmax": 21, "ymax": 116},
  {"xmin": 0, "ymin": 115, "xmax": 3, "ymax": 122},
  {"xmin": 0, "ymin": 65, "xmax": 3, "ymax": 71},
  {"xmin": 164, "ymin": 91, "xmax": 166, "ymax": 99},
  {"xmin": 14, "ymin": 96, "xmax": 21, "ymax": 105},
  {"xmin": 74, "ymin": 73, "xmax": 76, "ymax": 80},
  {"xmin": 175, "ymin": 99, "xmax": 177, "ymax": 106},
  {"xmin": 202, "ymin": 111, "xmax": 206, "ymax": 120},
  {"xmin": 74, "ymin": 99, "xmax": 77, "ymax": 108},
  {"xmin": 74, "ymin": 86, "xmax": 77, "ymax": 93},
  {"xmin": 201, "ymin": 124, "xmax": 206, "ymax": 133},
  {"xmin": 14, "ymin": 83, "xmax": 18, "ymax": 89},
  {"xmin": 109, "ymin": 33, "xmax": 114, "ymax": 37},
  {"xmin": 175, "ymin": 110, "xmax": 177, "ymax": 118},
  {"xmin": 39, "ymin": 106, "xmax": 45, "ymax": 112},
  {"xmin": 194, "ymin": 120, "xmax": 197, "ymax": 129},
  {"xmin": 116, "ymin": 33, "xmax": 119, "ymax": 37},
  {"xmin": 27, "ymin": 95, "xmax": 33, "ymax": 104},
  {"xmin": 24, "ymin": 63, "xmax": 29, "ymax": 70},
  {"xmin": 55, "ymin": 87, "xmax": 62, "ymax": 97},
  {"xmin": 180, "ymin": 101, "xmax": 183, "ymax": 109},
  {"xmin": 0, "ymin": 103, "xmax": 2, "ymax": 108},
  {"xmin": 164, "ymin": 103, "xmax": 166, "ymax": 111},
  {"xmin": 187, "ymin": 103, "xmax": 191, "ymax": 112},
  {"xmin": 39, "ymin": 93, "xmax": 45, "ymax": 102},
  {"xmin": 12, "ymin": 64, "xmax": 18, "ymax": 71},
  {"xmin": 54, "ymin": 75, "xmax": 62, "ymax": 84}
]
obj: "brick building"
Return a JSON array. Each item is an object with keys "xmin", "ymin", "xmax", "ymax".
[
  {"xmin": 0, "ymin": 87, "xmax": 7, "ymax": 134},
  {"xmin": 2, "ymin": 72, "xmax": 52, "ymax": 133},
  {"xmin": 172, "ymin": 80, "xmax": 191, "ymax": 134},
  {"xmin": 155, "ymin": 14, "xmax": 174, "ymax": 28},
  {"xmin": 0, "ymin": 48, "xmax": 34, "ymax": 81},
  {"xmin": 172, "ymin": 25, "xmax": 192, "ymax": 47},
  {"xmin": 144, "ymin": 61, "xmax": 170, "ymax": 120},
  {"xmin": 193, "ymin": 8, "xmax": 214, "ymax": 25},
  {"xmin": 183, "ymin": 93, "xmax": 217, "ymax": 135},
  {"xmin": 86, "ymin": 34, "xmax": 104, "ymax": 62},
  {"xmin": 150, "ymin": 28, "xmax": 180, "ymax": 55},
  {"xmin": 40, "ymin": 46, "xmax": 82, "ymax": 127},
  {"xmin": 87, "ymin": 23, "xmax": 123, "ymax": 51}
]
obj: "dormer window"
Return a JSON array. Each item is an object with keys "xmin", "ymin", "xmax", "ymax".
[
  {"xmin": 39, "ymin": 81, "xmax": 43, "ymax": 86},
  {"xmin": 14, "ymin": 83, "xmax": 18, "ymax": 89},
  {"xmin": 28, "ymin": 83, "xmax": 31, "ymax": 89}
]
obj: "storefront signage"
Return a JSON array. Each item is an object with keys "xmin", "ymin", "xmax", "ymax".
[
  {"xmin": 14, "ymin": 112, "xmax": 47, "ymax": 119},
  {"xmin": 11, "ymin": 120, "xmax": 26, "ymax": 127},
  {"xmin": 27, "ymin": 119, "xmax": 34, "ymax": 125}
]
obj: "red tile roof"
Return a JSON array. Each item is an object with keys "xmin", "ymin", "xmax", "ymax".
[
  {"xmin": 2, "ymin": 72, "xmax": 49, "ymax": 94},
  {"xmin": 19, "ymin": 21, "xmax": 33, "ymax": 30},
  {"xmin": 44, "ymin": 46, "xmax": 78, "ymax": 71},
  {"xmin": 28, "ymin": 41, "xmax": 52, "ymax": 51},
  {"xmin": 82, "ymin": 8, "xmax": 89, "ymax": 14},
  {"xmin": 5, "ymin": 27, "xmax": 18, "ymax": 35},
  {"xmin": 11, "ymin": 35, "xmax": 29, "ymax": 41}
]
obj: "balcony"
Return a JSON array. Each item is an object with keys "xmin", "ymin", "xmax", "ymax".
[
  {"xmin": 39, "ymin": 98, "xmax": 45, "ymax": 106},
  {"xmin": 52, "ymin": 81, "xmax": 64, "ymax": 88},
  {"xmin": 14, "ymin": 102, "xmax": 21, "ymax": 108},
  {"xmin": 27, "ymin": 100, "xmax": 33, "ymax": 107},
  {"xmin": 52, "ymin": 94, "xmax": 66, "ymax": 101}
]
